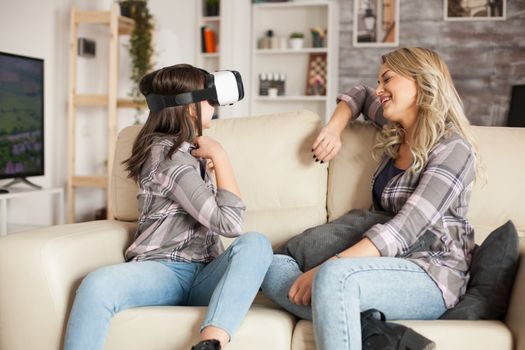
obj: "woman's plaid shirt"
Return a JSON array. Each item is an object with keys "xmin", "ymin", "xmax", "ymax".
[{"xmin": 338, "ymin": 85, "xmax": 477, "ymax": 308}]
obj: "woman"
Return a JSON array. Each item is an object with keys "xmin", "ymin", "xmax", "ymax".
[
  {"xmin": 64, "ymin": 64, "xmax": 272, "ymax": 350},
  {"xmin": 262, "ymin": 47, "xmax": 479, "ymax": 350}
]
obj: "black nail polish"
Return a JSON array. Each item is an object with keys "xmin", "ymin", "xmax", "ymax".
[
  {"xmin": 311, "ymin": 149, "xmax": 314, "ymax": 152},
  {"xmin": 320, "ymin": 160, "xmax": 324, "ymax": 164},
  {"xmin": 315, "ymin": 159, "xmax": 319, "ymax": 162},
  {"xmin": 312, "ymin": 155, "xmax": 316, "ymax": 159}
]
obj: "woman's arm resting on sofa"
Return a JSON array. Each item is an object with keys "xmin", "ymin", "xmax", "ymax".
[{"xmin": 313, "ymin": 85, "xmax": 388, "ymax": 162}]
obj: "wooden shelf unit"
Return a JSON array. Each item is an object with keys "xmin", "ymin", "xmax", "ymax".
[{"xmin": 67, "ymin": 3, "xmax": 135, "ymax": 223}]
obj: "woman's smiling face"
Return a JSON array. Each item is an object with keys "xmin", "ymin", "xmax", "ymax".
[{"xmin": 375, "ymin": 63, "xmax": 419, "ymax": 128}]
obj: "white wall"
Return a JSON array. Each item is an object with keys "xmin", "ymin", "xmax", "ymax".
[
  {"xmin": 217, "ymin": 0, "xmax": 252, "ymax": 118},
  {"xmin": 0, "ymin": 0, "xmax": 70, "ymax": 228},
  {"xmin": 0, "ymin": 0, "xmax": 252, "ymax": 228}
]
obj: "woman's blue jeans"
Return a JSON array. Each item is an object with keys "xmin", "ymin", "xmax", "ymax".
[
  {"xmin": 64, "ymin": 232, "xmax": 272, "ymax": 350},
  {"xmin": 262, "ymin": 254, "xmax": 447, "ymax": 350}
]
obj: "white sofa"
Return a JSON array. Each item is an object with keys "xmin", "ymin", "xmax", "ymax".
[{"xmin": 1, "ymin": 110, "xmax": 524, "ymax": 350}]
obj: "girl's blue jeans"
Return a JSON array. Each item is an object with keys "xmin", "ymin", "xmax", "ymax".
[
  {"xmin": 64, "ymin": 232, "xmax": 272, "ymax": 350},
  {"xmin": 262, "ymin": 254, "xmax": 447, "ymax": 350}
]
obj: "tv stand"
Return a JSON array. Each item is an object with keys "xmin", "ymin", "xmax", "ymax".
[
  {"xmin": 2, "ymin": 177, "xmax": 42, "ymax": 190},
  {"xmin": 0, "ymin": 187, "xmax": 64, "ymax": 236}
]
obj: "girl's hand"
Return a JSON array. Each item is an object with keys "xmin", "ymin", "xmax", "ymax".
[
  {"xmin": 288, "ymin": 267, "xmax": 318, "ymax": 305},
  {"xmin": 192, "ymin": 136, "xmax": 241, "ymax": 197},
  {"xmin": 312, "ymin": 125, "xmax": 342, "ymax": 162},
  {"xmin": 191, "ymin": 136, "xmax": 225, "ymax": 161},
  {"xmin": 206, "ymin": 159, "xmax": 215, "ymax": 172}
]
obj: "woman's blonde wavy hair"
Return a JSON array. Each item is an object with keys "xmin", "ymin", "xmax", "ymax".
[{"xmin": 373, "ymin": 47, "xmax": 480, "ymax": 176}]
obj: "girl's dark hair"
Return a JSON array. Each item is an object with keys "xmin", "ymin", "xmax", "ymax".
[{"xmin": 123, "ymin": 64, "xmax": 205, "ymax": 182}]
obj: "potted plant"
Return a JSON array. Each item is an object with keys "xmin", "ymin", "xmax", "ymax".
[
  {"xmin": 205, "ymin": 0, "xmax": 220, "ymax": 17},
  {"xmin": 118, "ymin": 0, "xmax": 154, "ymax": 122},
  {"xmin": 289, "ymin": 32, "xmax": 305, "ymax": 50}
]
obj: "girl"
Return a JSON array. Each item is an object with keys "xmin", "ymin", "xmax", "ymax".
[
  {"xmin": 262, "ymin": 47, "xmax": 479, "ymax": 349},
  {"xmin": 64, "ymin": 64, "xmax": 272, "ymax": 350}
]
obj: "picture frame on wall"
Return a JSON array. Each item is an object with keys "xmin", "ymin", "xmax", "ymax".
[
  {"xmin": 444, "ymin": 0, "xmax": 506, "ymax": 21},
  {"xmin": 353, "ymin": 0, "xmax": 399, "ymax": 47}
]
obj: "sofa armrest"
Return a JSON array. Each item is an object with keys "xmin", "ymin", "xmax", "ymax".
[
  {"xmin": 0, "ymin": 220, "xmax": 135, "ymax": 350},
  {"xmin": 506, "ymin": 240, "xmax": 525, "ymax": 350}
]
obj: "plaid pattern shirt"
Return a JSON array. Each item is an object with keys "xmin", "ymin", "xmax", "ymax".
[
  {"xmin": 338, "ymin": 85, "xmax": 477, "ymax": 308},
  {"xmin": 125, "ymin": 138, "xmax": 246, "ymax": 263}
]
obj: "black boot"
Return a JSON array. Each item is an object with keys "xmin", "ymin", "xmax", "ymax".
[
  {"xmin": 361, "ymin": 309, "xmax": 436, "ymax": 350},
  {"xmin": 190, "ymin": 339, "xmax": 221, "ymax": 350}
]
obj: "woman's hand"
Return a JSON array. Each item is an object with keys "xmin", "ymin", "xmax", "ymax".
[
  {"xmin": 312, "ymin": 124, "xmax": 342, "ymax": 162},
  {"xmin": 287, "ymin": 239, "xmax": 380, "ymax": 306},
  {"xmin": 288, "ymin": 267, "xmax": 318, "ymax": 305},
  {"xmin": 312, "ymin": 100, "xmax": 353, "ymax": 163},
  {"xmin": 191, "ymin": 136, "xmax": 226, "ymax": 161}
]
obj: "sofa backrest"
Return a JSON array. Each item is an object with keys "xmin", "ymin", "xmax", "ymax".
[
  {"xmin": 111, "ymin": 124, "xmax": 141, "ymax": 222},
  {"xmin": 469, "ymin": 125, "xmax": 525, "ymax": 241},
  {"xmin": 112, "ymin": 111, "xmax": 524, "ymax": 247},
  {"xmin": 326, "ymin": 122, "xmax": 377, "ymax": 221},
  {"xmin": 111, "ymin": 110, "xmax": 328, "ymax": 248},
  {"xmin": 327, "ymin": 122, "xmax": 525, "ymax": 243}
]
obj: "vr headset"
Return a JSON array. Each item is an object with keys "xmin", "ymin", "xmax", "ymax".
[{"xmin": 146, "ymin": 69, "xmax": 244, "ymax": 112}]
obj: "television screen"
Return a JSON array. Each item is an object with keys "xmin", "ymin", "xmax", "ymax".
[{"xmin": 0, "ymin": 51, "xmax": 44, "ymax": 181}]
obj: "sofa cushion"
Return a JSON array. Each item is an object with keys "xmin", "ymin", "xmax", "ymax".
[
  {"xmin": 440, "ymin": 220, "xmax": 519, "ymax": 320},
  {"xmin": 198, "ymin": 110, "xmax": 328, "ymax": 248},
  {"xmin": 291, "ymin": 319, "xmax": 512, "ymax": 350},
  {"xmin": 105, "ymin": 305, "xmax": 296, "ymax": 350},
  {"xmin": 395, "ymin": 320, "xmax": 512, "ymax": 350}
]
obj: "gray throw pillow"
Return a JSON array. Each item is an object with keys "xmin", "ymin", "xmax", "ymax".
[
  {"xmin": 276, "ymin": 210, "xmax": 393, "ymax": 271},
  {"xmin": 440, "ymin": 220, "xmax": 520, "ymax": 320}
]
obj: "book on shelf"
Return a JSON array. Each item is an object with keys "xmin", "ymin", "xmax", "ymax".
[
  {"xmin": 200, "ymin": 26, "xmax": 206, "ymax": 53},
  {"xmin": 200, "ymin": 26, "xmax": 217, "ymax": 53}
]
